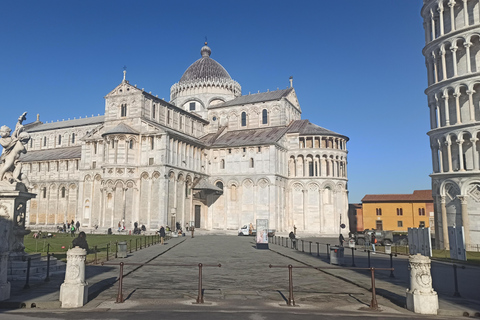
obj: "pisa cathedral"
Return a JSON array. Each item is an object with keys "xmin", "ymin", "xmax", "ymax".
[
  {"xmin": 422, "ymin": 0, "xmax": 480, "ymax": 249},
  {"xmin": 20, "ymin": 43, "xmax": 349, "ymax": 236}
]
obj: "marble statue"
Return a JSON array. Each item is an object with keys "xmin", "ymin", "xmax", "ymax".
[{"xmin": 0, "ymin": 112, "xmax": 31, "ymax": 185}]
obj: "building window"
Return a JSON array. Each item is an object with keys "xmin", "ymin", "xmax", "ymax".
[
  {"xmin": 42, "ymin": 187, "xmax": 47, "ymax": 198},
  {"xmin": 228, "ymin": 149, "xmax": 232, "ymax": 154},
  {"xmin": 61, "ymin": 187, "xmax": 66, "ymax": 198},
  {"xmin": 397, "ymin": 221, "xmax": 403, "ymax": 227},
  {"xmin": 220, "ymin": 159, "xmax": 225, "ymax": 169},
  {"xmin": 376, "ymin": 208, "xmax": 382, "ymax": 216},
  {"xmin": 243, "ymin": 147, "xmax": 246, "ymax": 152},
  {"xmin": 43, "ymin": 137, "xmax": 47, "ymax": 147},
  {"xmin": 180, "ymin": 116, "xmax": 183, "ymax": 130},
  {"xmin": 216, "ymin": 181, "xmax": 224, "ymax": 191},
  {"xmin": 121, "ymin": 104, "xmax": 127, "ymax": 117},
  {"xmin": 419, "ymin": 221, "xmax": 426, "ymax": 228},
  {"xmin": 167, "ymin": 110, "xmax": 171, "ymax": 124},
  {"xmin": 262, "ymin": 109, "xmax": 268, "ymax": 124},
  {"xmin": 241, "ymin": 112, "xmax": 247, "ymax": 127},
  {"xmin": 250, "ymin": 158, "xmax": 254, "ymax": 168},
  {"xmin": 149, "ymin": 158, "xmax": 154, "ymax": 165},
  {"xmin": 66, "ymin": 161, "xmax": 69, "ymax": 171},
  {"xmin": 71, "ymin": 133, "xmax": 75, "ymax": 144},
  {"xmin": 309, "ymin": 161, "xmax": 314, "ymax": 176},
  {"xmin": 419, "ymin": 208, "xmax": 425, "ymax": 216},
  {"xmin": 129, "ymin": 140, "xmax": 134, "ymax": 149},
  {"xmin": 94, "ymin": 142, "xmax": 97, "ymax": 154},
  {"xmin": 231, "ymin": 184, "xmax": 237, "ymax": 201},
  {"xmin": 189, "ymin": 102, "xmax": 195, "ymax": 111},
  {"xmin": 396, "ymin": 208, "xmax": 403, "ymax": 216},
  {"xmin": 152, "ymin": 104, "xmax": 156, "ymax": 119},
  {"xmin": 150, "ymin": 137, "xmax": 154, "ymax": 150},
  {"xmin": 92, "ymin": 161, "xmax": 96, "ymax": 169},
  {"xmin": 58, "ymin": 135, "xmax": 62, "ymax": 145}
]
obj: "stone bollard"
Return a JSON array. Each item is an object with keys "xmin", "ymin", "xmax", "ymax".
[
  {"xmin": 406, "ymin": 253, "xmax": 438, "ymax": 315},
  {"xmin": 59, "ymin": 247, "xmax": 88, "ymax": 308}
]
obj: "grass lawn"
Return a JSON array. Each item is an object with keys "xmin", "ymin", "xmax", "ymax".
[{"xmin": 24, "ymin": 232, "xmax": 161, "ymax": 264}]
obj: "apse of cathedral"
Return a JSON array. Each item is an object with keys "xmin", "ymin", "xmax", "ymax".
[{"xmin": 20, "ymin": 43, "xmax": 349, "ymax": 236}]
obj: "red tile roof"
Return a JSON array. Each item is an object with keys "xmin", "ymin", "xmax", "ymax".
[{"xmin": 361, "ymin": 190, "xmax": 433, "ymax": 203}]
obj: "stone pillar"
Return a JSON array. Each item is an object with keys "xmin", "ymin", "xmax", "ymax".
[
  {"xmin": 59, "ymin": 247, "xmax": 88, "ymax": 308},
  {"xmin": 458, "ymin": 195, "xmax": 470, "ymax": 249},
  {"xmin": 465, "ymin": 42, "xmax": 472, "ymax": 73},
  {"xmin": 451, "ymin": 46, "xmax": 458, "ymax": 76},
  {"xmin": 0, "ymin": 251, "xmax": 9, "ymax": 301},
  {"xmin": 406, "ymin": 254, "xmax": 438, "ymax": 315},
  {"xmin": 448, "ymin": 1, "xmax": 456, "ymax": 31},
  {"xmin": 441, "ymin": 196, "xmax": 449, "ymax": 249}
]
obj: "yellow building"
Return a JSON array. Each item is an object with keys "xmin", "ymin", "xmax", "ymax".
[{"xmin": 361, "ymin": 190, "xmax": 434, "ymax": 232}]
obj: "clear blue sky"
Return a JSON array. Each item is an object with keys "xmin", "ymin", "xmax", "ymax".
[{"xmin": 0, "ymin": 1, "xmax": 428, "ymax": 203}]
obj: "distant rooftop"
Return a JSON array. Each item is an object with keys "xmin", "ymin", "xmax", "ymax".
[
  {"xmin": 27, "ymin": 115, "xmax": 105, "ymax": 132},
  {"xmin": 362, "ymin": 190, "xmax": 433, "ymax": 203},
  {"xmin": 19, "ymin": 146, "xmax": 82, "ymax": 162}
]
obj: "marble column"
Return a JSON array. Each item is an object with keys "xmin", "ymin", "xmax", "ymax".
[
  {"xmin": 458, "ymin": 195, "xmax": 471, "ymax": 249},
  {"xmin": 441, "ymin": 196, "xmax": 449, "ymax": 249}
]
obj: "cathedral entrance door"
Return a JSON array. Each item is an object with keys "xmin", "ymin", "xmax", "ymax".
[{"xmin": 194, "ymin": 205, "xmax": 201, "ymax": 228}]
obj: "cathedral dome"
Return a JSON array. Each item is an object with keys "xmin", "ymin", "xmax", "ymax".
[{"xmin": 179, "ymin": 43, "xmax": 232, "ymax": 83}]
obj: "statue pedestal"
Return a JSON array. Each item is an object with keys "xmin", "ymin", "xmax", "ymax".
[
  {"xmin": 0, "ymin": 183, "xmax": 36, "ymax": 302},
  {"xmin": 60, "ymin": 247, "xmax": 88, "ymax": 308},
  {"xmin": 0, "ymin": 252, "xmax": 10, "ymax": 301},
  {"xmin": 406, "ymin": 254, "xmax": 438, "ymax": 315}
]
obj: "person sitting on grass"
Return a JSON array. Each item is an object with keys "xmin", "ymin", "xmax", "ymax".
[{"xmin": 72, "ymin": 231, "xmax": 89, "ymax": 252}]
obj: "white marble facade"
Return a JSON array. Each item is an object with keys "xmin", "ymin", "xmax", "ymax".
[
  {"xmin": 21, "ymin": 43, "xmax": 349, "ymax": 236},
  {"xmin": 422, "ymin": 0, "xmax": 480, "ymax": 249}
]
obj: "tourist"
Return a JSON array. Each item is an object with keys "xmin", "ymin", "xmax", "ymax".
[
  {"xmin": 339, "ymin": 233, "xmax": 345, "ymax": 247},
  {"xmin": 289, "ymin": 231, "xmax": 297, "ymax": 249},
  {"xmin": 118, "ymin": 221, "xmax": 121, "ymax": 232},
  {"xmin": 159, "ymin": 226, "xmax": 165, "ymax": 245},
  {"xmin": 70, "ymin": 224, "xmax": 76, "ymax": 237},
  {"xmin": 75, "ymin": 221, "xmax": 80, "ymax": 232},
  {"xmin": 371, "ymin": 232, "xmax": 376, "ymax": 254},
  {"xmin": 72, "ymin": 231, "xmax": 89, "ymax": 252},
  {"xmin": 190, "ymin": 225, "xmax": 195, "ymax": 238}
]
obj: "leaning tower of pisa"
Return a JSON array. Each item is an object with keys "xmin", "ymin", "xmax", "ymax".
[{"xmin": 422, "ymin": 0, "xmax": 480, "ymax": 250}]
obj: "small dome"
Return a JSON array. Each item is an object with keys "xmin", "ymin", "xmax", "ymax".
[{"xmin": 179, "ymin": 43, "xmax": 232, "ymax": 83}]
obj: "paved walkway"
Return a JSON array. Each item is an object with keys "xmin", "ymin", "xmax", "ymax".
[{"xmin": 1, "ymin": 234, "xmax": 479, "ymax": 317}]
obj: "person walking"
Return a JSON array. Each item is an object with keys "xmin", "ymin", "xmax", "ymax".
[
  {"xmin": 371, "ymin": 232, "xmax": 376, "ymax": 254},
  {"xmin": 72, "ymin": 231, "xmax": 89, "ymax": 252},
  {"xmin": 75, "ymin": 221, "xmax": 80, "ymax": 232},
  {"xmin": 70, "ymin": 224, "xmax": 76, "ymax": 237},
  {"xmin": 289, "ymin": 231, "xmax": 297, "ymax": 249},
  {"xmin": 159, "ymin": 226, "xmax": 166, "ymax": 245},
  {"xmin": 339, "ymin": 233, "xmax": 345, "ymax": 247},
  {"xmin": 190, "ymin": 225, "xmax": 195, "ymax": 238}
]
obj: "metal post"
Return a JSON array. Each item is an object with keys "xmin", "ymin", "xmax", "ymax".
[
  {"xmin": 281, "ymin": 237, "xmax": 284, "ymax": 246},
  {"xmin": 116, "ymin": 262, "xmax": 124, "ymax": 303},
  {"xmin": 369, "ymin": 268, "xmax": 378, "ymax": 310},
  {"xmin": 389, "ymin": 253, "xmax": 395, "ymax": 278},
  {"xmin": 115, "ymin": 241, "xmax": 118, "ymax": 258},
  {"xmin": 351, "ymin": 247, "xmax": 356, "ymax": 267},
  {"xmin": 129, "ymin": 240, "xmax": 132, "ymax": 253},
  {"xmin": 46, "ymin": 243, "xmax": 50, "ymax": 255},
  {"xmin": 326, "ymin": 244, "xmax": 330, "ymax": 261},
  {"xmin": 45, "ymin": 254, "xmax": 50, "ymax": 282},
  {"xmin": 288, "ymin": 264, "xmax": 295, "ymax": 306},
  {"xmin": 140, "ymin": 237, "xmax": 142, "ymax": 249},
  {"xmin": 367, "ymin": 250, "xmax": 371, "ymax": 268},
  {"xmin": 23, "ymin": 257, "xmax": 31, "ymax": 289},
  {"xmin": 309, "ymin": 241, "xmax": 312, "ymax": 254},
  {"xmin": 136, "ymin": 238, "xmax": 138, "ymax": 251},
  {"xmin": 453, "ymin": 264, "xmax": 461, "ymax": 297},
  {"xmin": 316, "ymin": 242, "xmax": 320, "ymax": 257},
  {"xmin": 106, "ymin": 243, "xmax": 110, "ymax": 261},
  {"xmin": 196, "ymin": 263, "xmax": 204, "ymax": 303},
  {"xmin": 301, "ymin": 240, "xmax": 304, "ymax": 252},
  {"xmin": 94, "ymin": 245, "xmax": 98, "ymax": 264}
]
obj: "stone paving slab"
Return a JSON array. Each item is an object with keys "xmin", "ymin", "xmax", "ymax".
[{"xmin": 1, "ymin": 234, "xmax": 478, "ymax": 318}]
